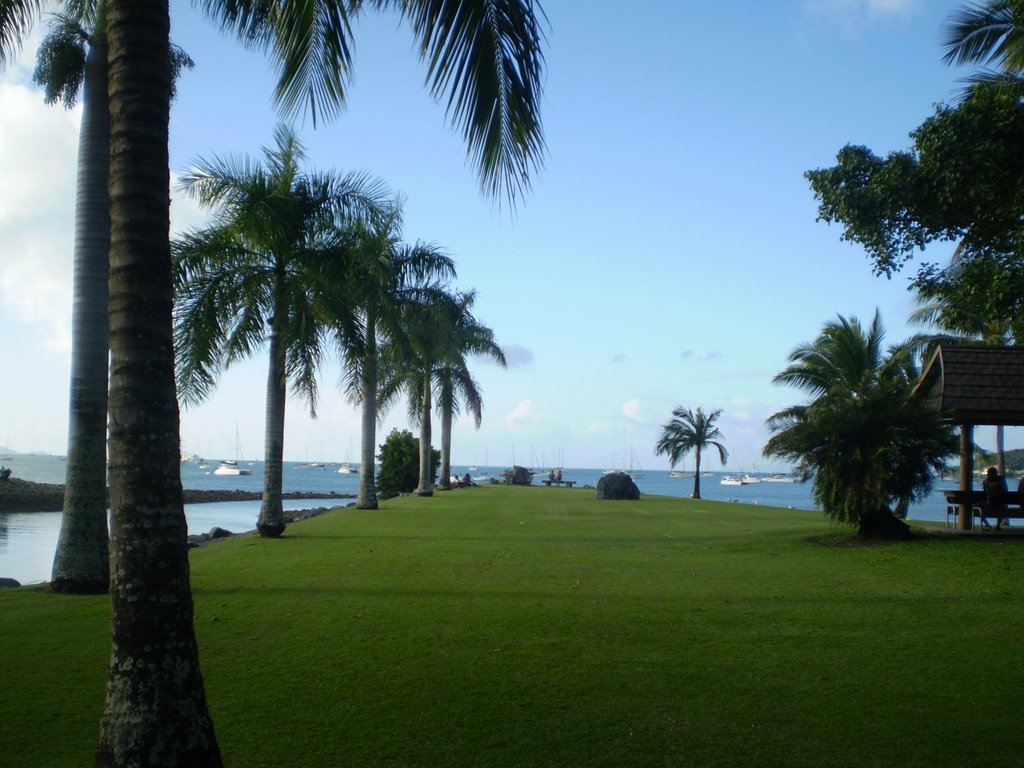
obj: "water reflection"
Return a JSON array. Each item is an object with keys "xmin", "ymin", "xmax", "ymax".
[{"xmin": 0, "ymin": 500, "xmax": 343, "ymax": 586}]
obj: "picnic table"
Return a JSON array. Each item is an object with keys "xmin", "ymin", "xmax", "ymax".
[{"xmin": 942, "ymin": 489, "xmax": 1024, "ymax": 528}]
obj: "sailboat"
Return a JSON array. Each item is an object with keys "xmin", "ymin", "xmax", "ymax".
[
  {"xmin": 604, "ymin": 446, "xmax": 644, "ymax": 479},
  {"xmin": 214, "ymin": 425, "xmax": 251, "ymax": 476}
]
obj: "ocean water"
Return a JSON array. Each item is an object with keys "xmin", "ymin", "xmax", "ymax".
[{"xmin": 0, "ymin": 454, "xmax": 960, "ymax": 585}]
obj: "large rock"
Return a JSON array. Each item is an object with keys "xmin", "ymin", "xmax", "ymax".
[
  {"xmin": 504, "ymin": 465, "xmax": 533, "ymax": 485},
  {"xmin": 0, "ymin": 577, "xmax": 22, "ymax": 590},
  {"xmin": 595, "ymin": 472, "xmax": 640, "ymax": 500}
]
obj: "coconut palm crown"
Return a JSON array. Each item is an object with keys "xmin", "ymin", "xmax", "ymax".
[
  {"xmin": 173, "ymin": 124, "xmax": 389, "ymax": 537},
  {"xmin": 655, "ymin": 406, "xmax": 729, "ymax": 500}
]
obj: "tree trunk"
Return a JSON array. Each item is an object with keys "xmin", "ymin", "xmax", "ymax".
[
  {"xmin": 416, "ymin": 374, "xmax": 433, "ymax": 496},
  {"xmin": 258, "ymin": 312, "xmax": 287, "ymax": 537},
  {"xmin": 97, "ymin": 2, "xmax": 221, "ymax": 764},
  {"xmin": 437, "ymin": 380, "xmax": 452, "ymax": 490},
  {"xmin": 52, "ymin": 31, "xmax": 110, "ymax": 594},
  {"xmin": 356, "ymin": 322, "xmax": 378, "ymax": 509},
  {"xmin": 858, "ymin": 505, "xmax": 913, "ymax": 540},
  {"xmin": 692, "ymin": 447, "xmax": 702, "ymax": 499}
]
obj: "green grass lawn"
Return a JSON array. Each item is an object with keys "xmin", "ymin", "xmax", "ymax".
[{"xmin": 3, "ymin": 486, "xmax": 1024, "ymax": 767}]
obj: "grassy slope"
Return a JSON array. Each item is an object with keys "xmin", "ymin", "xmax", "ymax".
[{"xmin": 3, "ymin": 486, "xmax": 1023, "ymax": 767}]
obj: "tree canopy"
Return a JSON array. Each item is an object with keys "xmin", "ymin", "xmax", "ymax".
[
  {"xmin": 806, "ymin": 85, "xmax": 1024, "ymax": 277},
  {"xmin": 765, "ymin": 312, "xmax": 957, "ymax": 538}
]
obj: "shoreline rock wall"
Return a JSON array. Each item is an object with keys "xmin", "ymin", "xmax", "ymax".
[{"xmin": 0, "ymin": 478, "xmax": 354, "ymax": 513}]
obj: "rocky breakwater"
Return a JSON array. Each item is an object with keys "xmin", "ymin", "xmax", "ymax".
[{"xmin": 0, "ymin": 478, "xmax": 354, "ymax": 513}]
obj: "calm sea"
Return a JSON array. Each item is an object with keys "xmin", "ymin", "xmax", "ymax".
[{"xmin": 0, "ymin": 454, "xmax": 958, "ymax": 585}]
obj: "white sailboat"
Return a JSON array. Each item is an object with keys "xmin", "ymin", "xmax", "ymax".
[{"xmin": 214, "ymin": 425, "xmax": 251, "ymax": 476}]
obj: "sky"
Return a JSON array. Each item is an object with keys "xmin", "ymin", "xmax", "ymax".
[{"xmin": 1, "ymin": 0, "xmax": 1018, "ymax": 471}]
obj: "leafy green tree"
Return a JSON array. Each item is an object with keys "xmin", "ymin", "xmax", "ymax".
[
  {"xmin": 433, "ymin": 290, "xmax": 505, "ymax": 491},
  {"xmin": 765, "ymin": 312, "xmax": 957, "ymax": 538},
  {"xmin": 174, "ymin": 124, "xmax": 386, "ymax": 537},
  {"xmin": 654, "ymin": 407, "xmax": 729, "ymax": 500},
  {"xmin": 376, "ymin": 428, "xmax": 439, "ymax": 499},
  {"xmin": 806, "ymin": 84, "xmax": 1024, "ymax": 277},
  {"xmin": 337, "ymin": 207, "xmax": 455, "ymax": 509},
  {"xmin": 909, "ymin": 247, "xmax": 1024, "ymax": 474}
]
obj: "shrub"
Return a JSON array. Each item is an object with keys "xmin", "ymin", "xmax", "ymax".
[{"xmin": 376, "ymin": 429, "xmax": 439, "ymax": 499}]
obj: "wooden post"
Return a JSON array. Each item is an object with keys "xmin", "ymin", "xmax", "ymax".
[{"xmin": 959, "ymin": 423, "xmax": 974, "ymax": 530}]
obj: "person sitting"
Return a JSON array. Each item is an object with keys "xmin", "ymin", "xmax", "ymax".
[
  {"xmin": 982, "ymin": 466, "xmax": 1008, "ymax": 531},
  {"xmin": 462, "ymin": 472, "xmax": 473, "ymax": 487},
  {"xmin": 555, "ymin": 468, "xmax": 562, "ymax": 483}
]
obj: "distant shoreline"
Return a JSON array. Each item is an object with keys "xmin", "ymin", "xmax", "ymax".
[{"xmin": 0, "ymin": 478, "xmax": 354, "ymax": 513}]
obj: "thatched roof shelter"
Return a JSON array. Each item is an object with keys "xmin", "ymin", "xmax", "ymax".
[
  {"xmin": 916, "ymin": 344, "xmax": 1024, "ymax": 529},
  {"xmin": 917, "ymin": 344, "xmax": 1024, "ymax": 426}
]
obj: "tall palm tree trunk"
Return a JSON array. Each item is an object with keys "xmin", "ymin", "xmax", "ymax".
[
  {"xmin": 52, "ymin": 30, "xmax": 110, "ymax": 594},
  {"xmin": 416, "ymin": 374, "xmax": 433, "ymax": 496},
  {"xmin": 438, "ymin": 380, "xmax": 453, "ymax": 491},
  {"xmin": 259, "ymin": 318, "xmax": 287, "ymax": 537},
  {"xmin": 97, "ymin": 1, "xmax": 221, "ymax": 763},
  {"xmin": 357, "ymin": 323, "xmax": 378, "ymax": 509},
  {"xmin": 692, "ymin": 447, "xmax": 702, "ymax": 499}
]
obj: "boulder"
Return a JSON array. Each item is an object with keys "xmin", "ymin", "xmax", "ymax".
[
  {"xmin": 505, "ymin": 465, "xmax": 533, "ymax": 485},
  {"xmin": 595, "ymin": 472, "xmax": 640, "ymax": 500},
  {"xmin": 0, "ymin": 577, "xmax": 22, "ymax": 590}
]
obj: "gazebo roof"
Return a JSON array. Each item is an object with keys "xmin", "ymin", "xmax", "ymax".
[{"xmin": 917, "ymin": 344, "xmax": 1024, "ymax": 426}]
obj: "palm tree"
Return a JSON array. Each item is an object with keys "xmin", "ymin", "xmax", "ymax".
[
  {"xmin": 943, "ymin": 1, "xmax": 1024, "ymax": 96},
  {"xmin": 378, "ymin": 289, "xmax": 457, "ymax": 496},
  {"xmin": 655, "ymin": 407, "xmax": 729, "ymax": 499},
  {"xmin": 174, "ymin": 124, "xmax": 387, "ymax": 537},
  {"xmin": 94, "ymin": 1, "xmax": 222, "ymax": 763},
  {"xmin": 337, "ymin": 206, "xmax": 456, "ymax": 509},
  {"xmin": 432, "ymin": 291, "xmax": 506, "ymax": 491},
  {"xmin": 33, "ymin": 2, "xmax": 192, "ymax": 594},
  {"xmin": 29, "ymin": 3, "xmax": 111, "ymax": 594},
  {"xmin": 764, "ymin": 312, "xmax": 957, "ymax": 538},
  {"xmin": 1, "ymin": 0, "xmax": 548, "ymax": 759}
]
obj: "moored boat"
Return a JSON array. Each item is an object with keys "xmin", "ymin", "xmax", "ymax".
[{"xmin": 214, "ymin": 460, "xmax": 251, "ymax": 476}]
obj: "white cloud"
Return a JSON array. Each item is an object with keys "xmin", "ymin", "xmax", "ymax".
[
  {"xmin": 0, "ymin": 74, "xmax": 79, "ymax": 353},
  {"xmin": 803, "ymin": 0, "xmax": 920, "ymax": 26},
  {"xmin": 505, "ymin": 399, "xmax": 539, "ymax": 429},
  {"xmin": 622, "ymin": 398, "xmax": 643, "ymax": 421}
]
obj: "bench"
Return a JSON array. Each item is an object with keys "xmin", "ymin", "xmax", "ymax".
[
  {"xmin": 943, "ymin": 490, "xmax": 1024, "ymax": 528},
  {"xmin": 541, "ymin": 479, "xmax": 575, "ymax": 488}
]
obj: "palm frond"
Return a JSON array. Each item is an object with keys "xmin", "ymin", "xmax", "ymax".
[
  {"xmin": 393, "ymin": 0, "xmax": 547, "ymax": 204},
  {"xmin": 32, "ymin": 15, "xmax": 87, "ymax": 108},
  {"xmin": 942, "ymin": 1, "xmax": 1024, "ymax": 69},
  {"xmin": 0, "ymin": 0, "xmax": 45, "ymax": 66}
]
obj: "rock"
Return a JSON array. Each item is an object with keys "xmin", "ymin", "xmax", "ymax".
[
  {"xmin": 208, "ymin": 526, "xmax": 233, "ymax": 539},
  {"xmin": 0, "ymin": 577, "xmax": 22, "ymax": 590},
  {"xmin": 595, "ymin": 472, "xmax": 640, "ymax": 501},
  {"xmin": 504, "ymin": 466, "xmax": 533, "ymax": 485}
]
